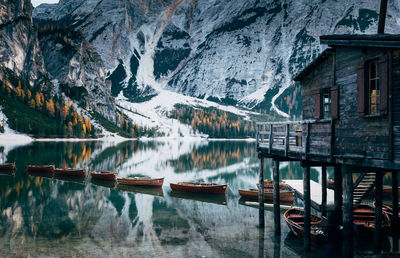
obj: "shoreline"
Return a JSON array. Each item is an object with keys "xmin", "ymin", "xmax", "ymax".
[{"xmin": 0, "ymin": 134, "xmax": 256, "ymax": 145}]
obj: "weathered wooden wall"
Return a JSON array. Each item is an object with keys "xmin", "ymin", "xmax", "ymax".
[
  {"xmin": 393, "ymin": 50, "xmax": 400, "ymax": 162},
  {"xmin": 334, "ymin": 47, "xmax": 391, "ymax": 160},
  {"xmin": 301, "ymin": 55, "xmax": 333, "ymax": 120}
]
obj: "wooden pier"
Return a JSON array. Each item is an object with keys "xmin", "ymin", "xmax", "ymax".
[{"xmin": 285, "ymin": 180, "xmax": 334, "ymax": 212}]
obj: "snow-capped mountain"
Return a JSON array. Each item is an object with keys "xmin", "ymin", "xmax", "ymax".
[{"xmin": 34, "ymin": 0, "xmax": 400, "ymax": 118}]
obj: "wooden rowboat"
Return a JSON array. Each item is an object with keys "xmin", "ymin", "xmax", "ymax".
[
  {"xmin": 54, "ymin": 168, "xmax": 86, "ymax": 177},
  {"xmin": 238, "ymin": 188, "xmax": 294, "ymax": 203},
  {"xmin": 353, "ymin": 204, "xmax": 391, "ymax": 233},
  {"xmin": 170, "ymin": 182, "xmax": 228, "ymax": 195},
  {"xmin": 90, "ymin": 171, "xmax": 117, "ymax": 181},
  {"xmin": 117, "ymin": 177, "xmax": 164, "ymax": 188},
  {"xmin": 26, "ymin": 165, "xmax": 54, "ymax": 173},
  {"xmin": 284, "ymin": 208, "xmax": 328, "ymax": 245},
  {"xmin": 0, "ymin": 163, "xmax": 15, "ymax": 171}
]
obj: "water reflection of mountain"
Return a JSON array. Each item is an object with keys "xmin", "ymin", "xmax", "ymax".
[
  {"xmin": 168, "ymin": 141, "xmax": 256, "ymax": 172},
  {"xmin": 0, "ymin": 140, "xmax": 325, "ymax": 256}
]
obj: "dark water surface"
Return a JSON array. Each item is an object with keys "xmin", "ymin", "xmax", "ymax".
[{"xmin": 0, "ymin": 140, "xmax": 393, "ymax": 257}]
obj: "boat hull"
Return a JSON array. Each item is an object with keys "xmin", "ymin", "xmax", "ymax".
[
  {"xmin": 117, "ymin": 177, "xmax": 164, "ymax": 188},
  {"xmin": 238, "ymin": 188, "xmax": 294, "ymax": 202},
  {"xmin": 26, "ymin": 165, "xmax": 54, "ymax": 173},
  {"xmin": 90, "ymin": 171, "xmax": 117, "ymax": 181},
  {"xmin": 54, "ymin": 168, "xmax": 86, "ymax": 177},
  {"xmin": 353, "ymin": 204, "xmax": 391, "ymax": 234},
  {"xmin": 170, "ymin": 182, "xmax": 227, "ymax": 195},
  {"xmin": 0, "ymin": 163, "xmax": 15, "ymax": 171},
  {"xmin": 284, "ymin": 208, "xmax": 328, "ymax": 245}
]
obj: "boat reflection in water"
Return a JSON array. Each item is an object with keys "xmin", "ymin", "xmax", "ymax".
[
  {"xmin": 169, "ymin": 190, "xmax": 227, "ymax": 206},
  {"xmin": 90, "ymin": 178, "xmax": 116, "ymax": 189},
  {"xmin": 116, "ymin": 184, "xmax": 164, "ymax": 197},
  {"xmin": 0, "ymin": 140, "xmax": 329, "ymax": 257},
  {"xmin": 54, "ymin": 173, "xmax": 86, "ymax": 184},
  {"xmin": 28, "ymin": 170, "xmax": 54, "ymax": 179},
  {"xmin": 0, "ymin": 170, "xmax": 14, "ymax": 176}
]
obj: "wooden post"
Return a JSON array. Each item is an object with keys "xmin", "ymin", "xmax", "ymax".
[
  {"xmin": 374, "ymin": 172, "xmax": 383, "ymax": 252},
  {"xmin": 258, "ymin": 228, "xmax": 265, "ymax": 258},
  {"xmin": 334, "ymin": 164, "xmax": 343, "ymax": 223},
  {"xmin": 342, "ymin": 165, "xmax": 353, "ymax": 258},
  {"xmin": 273, "ymin": 158, "xmax": 280, "ymax": 235},
  {"xmin": 269, "ymin": 124, "xmax": 273, "ymax": 154},
  {"xmin": 303, "ymin": 165, "xmax": 311, "ymax": 251},
  {"xmin": 321, "ymin": 166, "xmax": 327, "ymax": 217},
  {"xmin": 285, "ymin": 124, "xmax": 289, "ymax": 156},
  {"xmin": 273, "ymin": 235, "xmax": 281, "ymax": 258},
  {"xmin": 258, "ymin": 155, "xmax": 265, "ymax": 228},
  {"xmin": 393, "ymin": 171, "xmax": 399, "ymax": 234}
]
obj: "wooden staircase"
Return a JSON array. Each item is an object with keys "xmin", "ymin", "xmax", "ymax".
[{"xmin": 353, "ymin": 172, "xmax": 376, "ymax": 206}]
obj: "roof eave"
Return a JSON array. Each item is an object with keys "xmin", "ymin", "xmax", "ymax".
[{"xmin": 320, "ymin": 39, "xmax": 400, "ymax": 48}]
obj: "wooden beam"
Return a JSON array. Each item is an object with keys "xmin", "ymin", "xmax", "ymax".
[
  {"xmin": 303, "ymin": 165, "xmax": 311, "ymax": 251},
  {"xmin": 258, "ymin": 157, "xmax": 265, "ymax": 228},
  {"xmin": 321, "ymin": 166, "xmax": 327, "ymax": 217},
  {"xmin": 273, "ymin": 158, "xmax": 280, "ymax": 235},
  {"xmin": 374, "ymin": 172, "xmax": 383, "ymax": 251},
  {"xmin": 334, "ymin": 164, "xmax": 343, "ymax": 224},
  {"xmin": 378, "ymin": 0, "xmax": 388, "ymax": 34},
  {"xmin": 393, "ymin": 171, "xmax": 399, "ymax": 234},
  {"xmin": 342, "ymin": 165, "xmax": 353, "ymax": 258}
]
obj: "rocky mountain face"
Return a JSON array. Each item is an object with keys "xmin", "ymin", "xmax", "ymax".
[
  {"xmin": 33, "ymin": 0, "xmax": 400, "ymax": 118},
  {"xmin": 0, "ymin": 0, "xmax": 46, "ymax": 86},
  {"xmin": 0, "ymin": 0, "xmax": 115, "ymax": 121},
  {"xmin": 36, "ymin": 24, "xmax": 115, "ymax": 119}
]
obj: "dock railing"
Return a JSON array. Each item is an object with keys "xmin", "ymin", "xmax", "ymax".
[{"xmin": 256, "ymin": 119, "xmax": 333, "ymax": 158}]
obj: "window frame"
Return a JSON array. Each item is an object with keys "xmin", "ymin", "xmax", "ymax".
[{"xmin": 366, "ymin": 58, "xmax": 380, "ymax": 115}]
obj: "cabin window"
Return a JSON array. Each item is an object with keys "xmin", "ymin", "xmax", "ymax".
[
  {"xmin": 322, "ymin": 89, "xmax": 331, "ymax": 119},
  {"xmin": 367, "ymin": 60, "xmax": 380, "ymax": 115},
  {"xmin": 357, "ymin": 55, "xmax": 388, "ymax": 116}
]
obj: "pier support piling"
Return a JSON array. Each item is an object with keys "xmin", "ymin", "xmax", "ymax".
[
  {"xmin": 393, "ymin": 171, "xmax": 399, "ymax": 233},
  {"xmin": 258, "ymin": 156, "xmax": 265, "ymax": 228},
  {"xmin": 342, "ymin": 165, "xmax": 353, "ymax": 258},
  {"xmin": 374, "ymin": 172, "xmax": 383, "ymax": 252},
  {"xmin": 334, "ymin": 164, "xmax": 343, "ymax": 223},
  {"xmin": 273, "ymin": 158, "xmax": 280, "ymax": 235},
  {"xmin": 303, "ymin": 165, "xmax": 311, "ymax": 252},
  {"xmin": 321, "ymin": 165, "xmax": 327, "ymax": 217}
]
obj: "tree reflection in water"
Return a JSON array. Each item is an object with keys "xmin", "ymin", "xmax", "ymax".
[{"xmin": 0, "ymin": 140, "xmax": 321, "ymax": 257}]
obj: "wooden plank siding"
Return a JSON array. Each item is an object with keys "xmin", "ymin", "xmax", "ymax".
[
  {"xmin": 334, "ymin": 47, "xmax": 391, "ymax": 161},
  {"xmin": 302, "ymin": 55, "xmax": 333, "ymax": 120},
  {"xmin": 393, "ymin": 50, "xmax": 400, "ymax": 162}
]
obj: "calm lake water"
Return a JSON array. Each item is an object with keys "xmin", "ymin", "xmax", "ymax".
[{"xmin": 0, "ymin": 140, "xmax": 395, "ymax": 257}]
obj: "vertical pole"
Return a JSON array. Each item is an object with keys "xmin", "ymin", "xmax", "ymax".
[
  {"xmin": 258, "ymin": 228, "xmax": 265, "ymax": 258},
  {"xmin": 374, "ymin": 172, "xmax": 383, "ymax": 252},
  {"xmin": 393, "ymin": 171, "xmax": 399, "ymax": 234},
  {"xmin": 322, "ymin": 165, "xmax": 327, "ymax": 217},
  {"xmin": 303, "ymin": 165, "xmax": 311, "ymax": 251},
  {"xmin": 273, "ymin": 158, "xmax": 280, "ymax": 235},
  {"xmin": 334, "ymin": 164, "xmax": 343, "ymax": 223},
  {"xmin": 342, "ymin": 165, "xmax": 353, "ymax": 258},
  {"xmin": 273, "ymin": 235, "xmax": 281, "ymax": 258},
  {"xmin": 258, "ymin": 155, "xmax": 265, "ymax": 228}
]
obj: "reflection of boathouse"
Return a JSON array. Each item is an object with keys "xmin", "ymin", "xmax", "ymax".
[{"xmin": 256, "ymin": 0, "xmax": 400, "ymax": 256}]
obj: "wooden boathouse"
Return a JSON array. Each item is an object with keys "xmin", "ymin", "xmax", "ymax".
[{"xmin": 256, "ymin": 1, "xmax": 400, "ymax": 256}]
